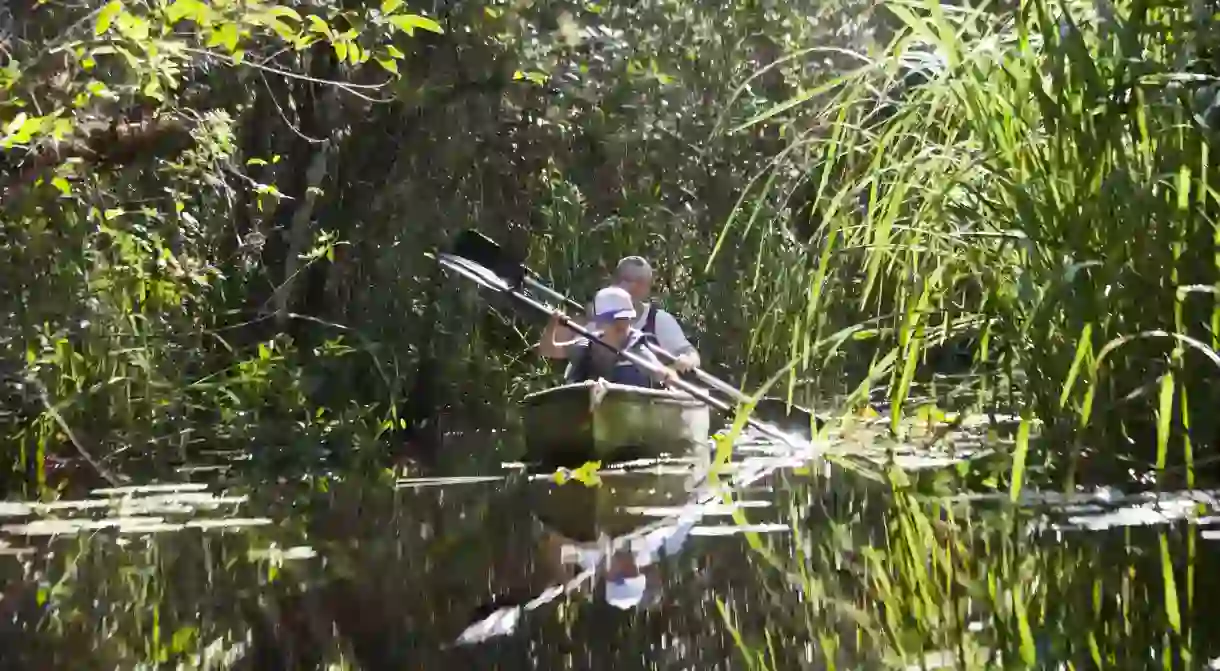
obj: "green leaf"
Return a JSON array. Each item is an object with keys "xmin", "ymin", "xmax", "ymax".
[
  {"xmin": 305, "ymin": 14, "xmax": 330, "ymax": 35},
  {"xmin": 170, "ymin": 626, "xmax": 198, "ymax": 653},
  {"xmin": 387, "ymin": 14, "xmax": 442, "ymax": 35},
  {"xmin": 4, "ymin": 112, "xmax": 28, "ymax": 135},
  {"xmin": 1160, "ymin": 534, "xmax": 1181, "ymax": 632},
  {"xmin": 246, "ymin": 157, "xmax": 268, "ymax": 166},
  {"xmin": 386, "ymin": 45, "xmax": 404, "ymax": 59},
  {"xmin": 1009, "ymin": 416, "xmax": 1031, "ymax": 502},
  {"xmin": 95, "ymin": 1, "xmax": 123, "ymax": 36},
  {"xmin": 268, "ymin": 18, "xmax": 296, "ymax": 40},
  {"xmin": 219, "ymin": 22, "xmax": 239, "ymax": 52},
  {"xmin": 51, "ymin": 177, "xmax": 71, "ymax": 195},
  {"xmin": 381, "ymin": 0, "xmax": 403, "ymax": 14},
  {"xmin": 1014, "ymin": 587, "xmax": 1036, "ymax": 666},
  {"xmin": 50, "ymin": 118, "xmax": 72, "ymax": 139},
  {"xmin": 142, "ymin": 78, "xmax": 164, "ymax": 101},
  {"xmin": 513, "ymin": 70, "xmax": 548, "ymax": 85},
  {"xmin": 377, "ymin": 58, "xmax": 398, "ymax": 74},
  {"xmin": 266, "ymin": 6, "xmax": 301, "ymax": 22},
  {"xmin": 165, "ymin": 0, "xmax": 207, "ymax": 25},
  {"xmin": 116, "ymin": 12, "xmax": 150, "ymax": 40},
  {"xmin": 333, "ymin": 41, "xmax": 348, "ymax": 62}
]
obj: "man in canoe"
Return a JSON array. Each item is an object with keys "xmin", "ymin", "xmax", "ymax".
[
  {"xmin": 609, "ymin": 256, "xmax": 701, "ymax": 373},
  {"xmin": 539, "ymin": 286, "xmax": 679, "ymax": 388}
]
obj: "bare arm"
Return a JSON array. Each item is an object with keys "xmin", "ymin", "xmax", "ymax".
[
  {"xmin": 539, "ymin": 312, "xmax": 581, "ymax": 359},
  {"xmin": 636, "ymin": 345, "xmax": 681, "ymax": 386},
  {"xmin": 654, "ymin": 311, "xmax": 701, "ymax": 372},
  {"xmin": 540, "ymin": 302, "xmax": 592, "ymax": 357}
]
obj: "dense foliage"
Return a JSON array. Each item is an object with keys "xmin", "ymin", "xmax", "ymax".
[
  {"xmin": 4, "ymin": 0, "xmax": 1219, "ymax": 490},
  {"xmin": 4, "ymin": 0, "xmax": 1220, "ymax": 667},
  {"xmin": 1, "ymin": 0, "xmax": 870, "ymax": 488}
]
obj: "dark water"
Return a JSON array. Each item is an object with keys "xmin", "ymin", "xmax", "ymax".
[{"xmin": 4, "ymin": 418, "xmax": 1220, "ymax": 669}]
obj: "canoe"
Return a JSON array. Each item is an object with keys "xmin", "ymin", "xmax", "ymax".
[{"xmin": 521, "ymin": 380, "xmax": 711, "ymax": 467}]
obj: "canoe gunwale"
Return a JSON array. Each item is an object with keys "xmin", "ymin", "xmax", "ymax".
[{"xmin": 522, "ymin": 380, "xmax": 705, "ymax": 407}]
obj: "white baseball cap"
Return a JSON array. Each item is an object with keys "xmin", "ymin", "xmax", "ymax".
[
  {"xmin": 592, "ymin": 286, "xmax": 636, "ymax": 322},
  {"xmin": 604, "ymin": 574, "xmax": 648, "ymax": 609}
]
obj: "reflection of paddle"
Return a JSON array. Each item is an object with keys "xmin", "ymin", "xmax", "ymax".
[{"xmin": 449, "ymin": 229, "xmax": 824, "ymax": 438}]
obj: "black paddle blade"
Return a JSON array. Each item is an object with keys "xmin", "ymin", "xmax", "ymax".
[{"xmin": 451, "ymin": 229, "xmax": 526, "ymax": 288}]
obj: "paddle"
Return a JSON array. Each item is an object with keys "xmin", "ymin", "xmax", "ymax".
[
  {"xmin": 451, "ymin": 229, "xmax": 823, "ymax": 436},
  {"xmin": 434, "ymin": 251, "xmax": 807, "ymax": 446}
]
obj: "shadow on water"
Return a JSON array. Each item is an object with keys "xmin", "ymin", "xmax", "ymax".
[{"xmin": 4, "ymin": 415, "xmax": 1220, "ymax": 668}]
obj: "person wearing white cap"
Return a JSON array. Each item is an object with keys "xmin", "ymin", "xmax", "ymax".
[{"xmin": 538, "ymin": 286, "xmax": 679, "ymax": 388}]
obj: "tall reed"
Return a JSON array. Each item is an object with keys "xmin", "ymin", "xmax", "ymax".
[{"xmin": 716, "ymin": 0, "xmax": 1220, "ymax": 483}]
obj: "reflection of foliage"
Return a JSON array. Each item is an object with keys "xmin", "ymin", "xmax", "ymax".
[
  {"xmin": 553, "ymin": 460, "xmax": 602, "ymax": 487},
  {"xmin": 725, "ymin": 466, "xmax": 1220, "ymax": 669}
]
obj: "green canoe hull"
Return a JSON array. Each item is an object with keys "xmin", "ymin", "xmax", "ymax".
[{"xmin": 521, "ymin": 380, "xmax": 711, "ymax": 467}]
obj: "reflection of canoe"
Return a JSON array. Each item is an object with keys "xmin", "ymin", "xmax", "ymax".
[
  {"xmin": 529, "ymin": 470, "xmax": 697, "ymax": 541},
  {"xmin": 521, "ymin": 380, "xmax": 711, "ymax": 467}
]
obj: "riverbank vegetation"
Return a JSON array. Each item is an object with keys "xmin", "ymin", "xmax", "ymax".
[
  {"xmin": 717, "ymin": 0, "xmax": 1220, "ymax": 665},
  {"xmin": 1, "ymin": 0, "xmax": 874, "ymax": 489},
  {"xmin": 731, "ymin": 0, "xmax": 1220, "ymax": 492}
]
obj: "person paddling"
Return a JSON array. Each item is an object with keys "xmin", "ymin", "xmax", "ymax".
[
  {"xmin": 609, "ymin": 256, "xmax": 701, "ymax": 372},
  {"xmin": 538, "ymin": 286, "xmax": 678, "ymax": 388}
]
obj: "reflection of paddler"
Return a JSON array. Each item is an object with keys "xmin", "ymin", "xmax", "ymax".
[{"xmin": 536, "ymin": 515, "xmax": 696, "ymax": 610}]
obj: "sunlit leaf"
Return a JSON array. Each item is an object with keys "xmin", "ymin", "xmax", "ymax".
[
  {"xmin": 305, "ymin": 14, "xmax": 330, "ymax": 35},
  {"xmin": 381, "ymin": 0, "xmax": 403, "ymax": 14},
  {"xmin": 1160, "ymin": 534, "xmax": 1181, "ymax": 632},
  {"xmin": 1009, "ymin": 416, "xmax": 1031, "ymax": 502},
  {"xmin": 51, "ymin": 177, "xmax": 71, "ymax": 195},
  {"xmin": 4, "ymin": 112, "xmax": 28, "ymax": 135},
  {"xmin": 95, "ymin": 1, "xmax": 123, "ymax": 36},
  {"xmin": 266, "ymin": 6, "xmax": 301, "ymax": 22},
  {"xmin": 387, "ymin": 14, "xmax": 442, "ymax": 36},
  {"xmin": 219, "ymin": 22, "xmax": 239, "ymax": 52},
  {"xmin": 377, "ymin": 58, "xmax": 399, "ymax": 74},
  {"xmin": 165, "ymin": 0, "xmax": 208, "ymax": 24}
]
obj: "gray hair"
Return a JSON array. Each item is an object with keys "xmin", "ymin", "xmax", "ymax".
[{"xmin": 614, "ymin": 256, "xmax": 653, "ymax": 281}]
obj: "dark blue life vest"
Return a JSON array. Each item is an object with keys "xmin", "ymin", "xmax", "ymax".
[
  {"xmin": 567, "ymin": 330, "xmax": 659, "ymax": 388},
  {"xmin": 639, "ymin": 302, "xmax": 659, "ymax": 344}
]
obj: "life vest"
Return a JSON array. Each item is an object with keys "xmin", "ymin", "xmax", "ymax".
[
  {"xmin": 638, "ymin": 302, "xmax": 659, "ymax": 344},
  {"xmin": 566, "ymin": 330, "xmax": 659, "ymax": 389}
]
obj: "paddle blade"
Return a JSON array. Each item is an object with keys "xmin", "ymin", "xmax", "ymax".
[
  {"xmin": 451, "ymin": 229, "xmax": 526, "ymax": 288},
  {"xmin": 435, "ymin": 253, "xmax": 511, "ymax": 293}
]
